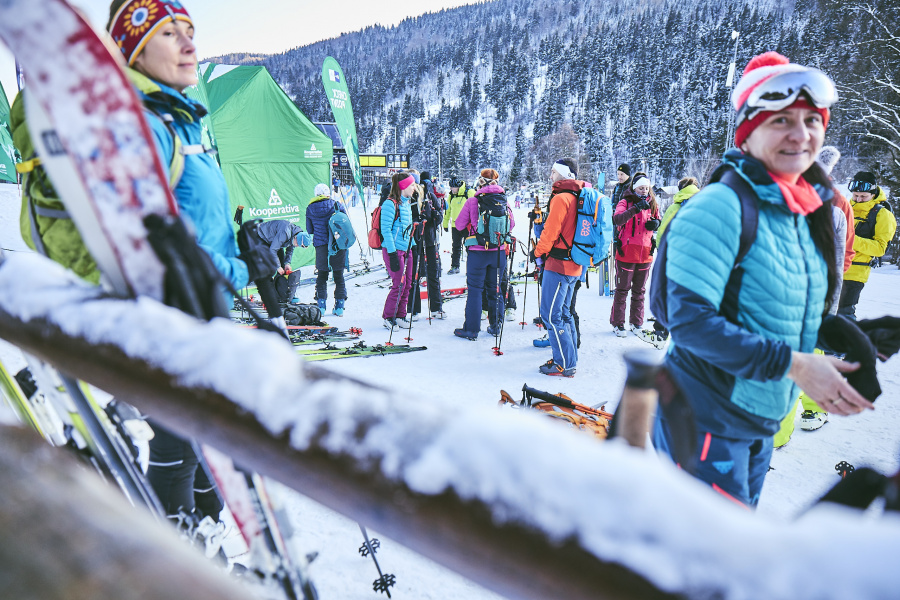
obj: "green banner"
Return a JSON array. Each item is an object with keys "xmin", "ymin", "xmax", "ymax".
[
  {"xmin": 321, "ymin": 57, "xmax": 364, "ymax": 208},
  {"xmin": 0, "ymin": 80, "xmax": 18, "ymax": 184}
]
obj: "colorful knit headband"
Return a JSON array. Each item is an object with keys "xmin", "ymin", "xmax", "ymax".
[
  {"xmin": 397, "ymin": 175, "xmax": 416, "ymax": 191},
  {"xmin": 109, "ymin": 0, "xmax": 193, "ymax": 66}
]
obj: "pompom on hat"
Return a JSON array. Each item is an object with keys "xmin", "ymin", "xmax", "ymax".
[
  {"xmin": 109, "ymin": 0, "xmax": 193, "ymax": 66},
  {"xmin": 732, "ymin": 52, "xmax": 832, "ymax": 149},
  {"xmin": 475, "ymin": 168, "xmax": 500, "ymax": 189},
  {"xmin": 816, "ymin": 146, "xmax": 841, "ymax": 175},
  {"xmin": 314, "ymin": 183, "xmax": 330, "ymax": 197}
]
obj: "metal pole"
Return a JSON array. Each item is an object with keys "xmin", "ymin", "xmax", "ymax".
[
  {"xmin": 438, "ymin": 147, "xmax": 442, "ymax": 182},
  {"xmin": 725, "ymin": 30, "xmax": 740, "ymax": 151}
]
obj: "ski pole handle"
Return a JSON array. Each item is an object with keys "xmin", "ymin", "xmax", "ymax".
[{"xmin": 612, "ymin": 350, "xmax": 663, "ymax": 450}]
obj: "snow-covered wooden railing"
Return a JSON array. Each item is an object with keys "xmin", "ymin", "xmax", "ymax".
[{"xmin": 1, "ymin": 252, "xmax": 899, "ymax": 600}]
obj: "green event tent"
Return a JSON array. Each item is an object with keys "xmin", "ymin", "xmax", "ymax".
[
  {"xmin": 0, "ymin": 80, "xmax": 18, "ymax": 184},
  {"xmin": 186, "ymin": 64, "xmax": 333, "ymax": 269}
]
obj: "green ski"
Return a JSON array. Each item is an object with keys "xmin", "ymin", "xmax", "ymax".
[{"xmin": 296, "ymin": 341, "xmax": 426, "ymax": 361}]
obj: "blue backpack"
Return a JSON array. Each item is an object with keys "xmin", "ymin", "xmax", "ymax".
[
  {"xmin": 548, "ymin": 187, "xmax": 613, "ymax": 267},
  {"xmin": 327, "ymin": 204, "xmax": 356, "ymax": 256},
  {"xmin": 648, "ymin": 167, "xmax": 759, "ymax": 329}
]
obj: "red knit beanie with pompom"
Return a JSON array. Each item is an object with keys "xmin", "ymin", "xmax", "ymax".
[{"xmin": 732, "ymin": 52, "xmax": 830, "ymax": 148}]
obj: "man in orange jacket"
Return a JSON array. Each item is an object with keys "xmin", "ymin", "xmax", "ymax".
[{"xmin": 531, "ymin": 158, "xmax": 583, "ymax": 377}]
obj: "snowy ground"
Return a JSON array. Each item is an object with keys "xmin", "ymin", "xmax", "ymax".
[{"xmin": 1, "ymin": 182, "xmax": 899, "ymax": 598}]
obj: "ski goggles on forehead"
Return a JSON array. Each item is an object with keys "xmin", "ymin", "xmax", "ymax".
[
  {"xmin": 849, "ymin": 180, "xmax": 876, "ymax": 193},
  {"xmin": 737, "ymin": 68, "xmax": 838, "ymax": 122}
]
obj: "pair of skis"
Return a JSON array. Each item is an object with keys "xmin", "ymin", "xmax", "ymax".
[{"xmin": 296, "ymin": 341, "xmax": 427, "ymax": 361}]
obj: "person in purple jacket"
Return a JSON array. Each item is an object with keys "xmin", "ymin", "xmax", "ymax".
[{"xmin": 453, "ymin": 168, "xmax": 515, "ymax": 340}]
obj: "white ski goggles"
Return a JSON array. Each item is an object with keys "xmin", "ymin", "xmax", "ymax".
[{"xmin": 737, "ymin": 68, "xmax": 838, "ymax": 123}]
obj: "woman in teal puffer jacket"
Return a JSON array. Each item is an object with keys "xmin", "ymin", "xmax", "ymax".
[{"xmin": 653, "ymin": 52, "xmax": 874, "ymax": 507}]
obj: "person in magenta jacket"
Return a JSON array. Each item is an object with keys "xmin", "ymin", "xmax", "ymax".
[
  {"xmin": 610, "ymin": 174, "xmax": 661, "ymax": 337},
  {"xmin": 453, "ymin": 168, "xmax": 515, "ymax": 340}
]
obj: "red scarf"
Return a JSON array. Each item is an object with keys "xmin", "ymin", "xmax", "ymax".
[{"xmin": 768, "ymin": 172, "xmax": 823, "ymax": 215}]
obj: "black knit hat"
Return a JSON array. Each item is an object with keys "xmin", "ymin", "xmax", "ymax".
[
  {"xmin": 420, "ymin": 171, "xmax": 432, "ymax": 181},
  {"xmin": 617, "ymin": 163, "xmax": 631, "ymax": 176},
  {"xmin": 852, "ymin": 171, "xmax": 877, "ymax": 186}
]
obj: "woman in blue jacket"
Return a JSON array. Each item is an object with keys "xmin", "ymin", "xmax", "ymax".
[
  {"xmin": 107, "ymin": 0, "xmax": 251, "ymax": 522},
  {"xmin": 654, "ymin": 52, "xmax": 873, "ymax": 507},
  {"xmin": 380, "ymin": 173, "xmax": 416, "ymax": 329}
]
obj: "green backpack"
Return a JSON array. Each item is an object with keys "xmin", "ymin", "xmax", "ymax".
[{"xmin": 11, "ymin": 69, "xmax": 187, "ymax": 284}]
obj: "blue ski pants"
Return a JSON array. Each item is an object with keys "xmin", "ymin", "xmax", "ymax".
[
  {"xmin": 463, "ymin": 249, "xmax": 505, "ymax": 332},
  {"xmin": 654, "ymin": 415, "xmax": 773, "ymax": 507},
  {"xmin": 539, "ymin": 269, "xmax": 579, "ymax": 369}
]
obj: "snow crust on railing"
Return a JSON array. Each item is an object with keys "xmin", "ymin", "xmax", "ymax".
[{"xmin": 1, "ymin": 252, "xmax": 898, "ymax": 600}]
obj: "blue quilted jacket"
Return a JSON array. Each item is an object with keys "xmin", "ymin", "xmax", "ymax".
[
  {"xmin": 130, "ymin": 69, "xmax": 248, "ymax": 290},
  {"xmin": 663, "ymin": 150, "xmax": 829, "ymax": 439},
  {"xmin": 379, "ymin": 196, "xmax": 414, "ymax": 254}
]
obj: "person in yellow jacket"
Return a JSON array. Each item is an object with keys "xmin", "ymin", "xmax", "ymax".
[
  {"xmin": 656, "ymin": 176, "xmax": 700, "ymax": 239},
  {"xmin": 838, "ymin": 171, "xmax": 897, "ymax": 319},
  {"xmin": 442, "ymin": 176, "xmax": 476, "ymax": 274}
]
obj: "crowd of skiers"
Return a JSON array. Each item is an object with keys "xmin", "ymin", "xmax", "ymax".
[{"xmin": 11, "ymin": 0, "xmax": 900, "ymax": 525}]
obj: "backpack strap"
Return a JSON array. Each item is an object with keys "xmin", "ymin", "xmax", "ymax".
[
  {"xmin": 546, "ymin": 189, "xmax": 578, "ymax": 261},
  {"xmin": 717, "ymin": 168, "xmax": 759, "ymax": 324}
]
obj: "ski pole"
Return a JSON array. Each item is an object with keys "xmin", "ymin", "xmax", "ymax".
[
  {"xmin": 358, "ymin": 524, "xmax": 395, "ymax": 598},
  {"xmin": 495, "ymin": 235, "xmax": 515, "ymax": 356},
  {"xmin": 520, "ymin": 216, "xmax": 534, "ymax": 329},
  {"xmin": 492, "ymin": 232, "xmax": 503, "ymax": 352},
  {"xmin": 406, "ymin": 232, "xmax": 425, "ymax": 342},
  {"xmin": 387, "ymin": 221, "xmax": 416, "ymax": 346}
]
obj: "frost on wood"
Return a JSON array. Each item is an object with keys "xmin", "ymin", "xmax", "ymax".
[{"xmin": 0, "ymin": 252, "xmax": 899, "ymax": 600}]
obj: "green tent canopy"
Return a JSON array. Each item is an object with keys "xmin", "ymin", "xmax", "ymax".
[
  {"xmin": 186, "ymin": 64, "xmax": 333, "ymax": 269},
  {"xmin": 0, "ymin": 79, "xmax": 18, "ymax": 184}
]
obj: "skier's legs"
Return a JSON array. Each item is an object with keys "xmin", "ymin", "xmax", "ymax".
[
  {"xmin": 147, "ymin": 423, "xmax": 200, "ymax": 517},
  {"xmin": 406, "ymin": 248, "xmax": 422, "ymax": 315},
  {"xmin": 285, "ymin": 271, "xmax": 303, "ymax": 303},
  {"xmin": 484, "ymin": 251, "xmax": 505, "ymax": 326},
  {"xmin": 463, "ymin": 250, "xmax": 489, "ymax": 332},
  {"xmin": 570, "ymin": 280, "xmax": 581, "ymax": 348},
  {"xmin": 610, "ymin": 259, "xmax": 635, "ymax": 327},
  {"xmin": 314, "ymin": 245, "xmax": 330, "ymax": 301},
  {"xmin": 192, "ymin": 460, "xmax": 224, "ymax": 522},
  {"xmin": 396, "ymin": 249, "xmax": 415, "ymax": 319},
  {"xmin": 837, "ymin": 280, "xmax": 864, "ymax": 320},
  {"xmin": 425, "ymin": 244, "xmax": 442, "ymax": 312},
  {"xmin": 382, "ymin": 248, "xmax": 406, "ymax": 320},
  {"xmin": 329, "ymin": 248, "xmax": 347, "ymax": 300},
  {"xmin": 540, "ymin": 270, "xmax": 577, "ymax": 369},
  {"xmin": 629, "ymin": 262, "xmax": 651, "ymax": 328},
  {"xmin": 450, "ymin": 227, "xmax": 465, "ymax": 269}
]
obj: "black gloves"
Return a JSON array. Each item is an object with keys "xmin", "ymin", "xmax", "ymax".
[
  {"xmin": 388, "ymin": 252, "xmax": 400, "ymax": 272},
  {"xmin": 818, "ymin": 315, "xmax": 881, "ymax": 401},
  {"xmin": 444, "ymin": 227, "xmax": 449, "ymax": 233},
  {"xmin": 857, "ymin": 316, "xmax": 900, "ymax": 361},
  {"xmin": 646, "ymin": 218, "xmax": 661, "ymax": 231},
  {"xmin": 635, "ymin": 198, "xmax": 650, "ymax": 211},
  {"xmin": 650, "ymin": 236, "xmax": 658, "ymax": 256}
]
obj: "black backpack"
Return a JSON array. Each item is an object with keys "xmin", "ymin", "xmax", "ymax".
[
  {"xmin": 282, "ymin": 303, "xmax": 323, "ymax": 326},
  {"xmin": 649, "ymin": 167, "xmax": 759, "ymax": 328},
  {"xmin": 466, "ymin": 192, "xmax": 510, "ymax": 249}
]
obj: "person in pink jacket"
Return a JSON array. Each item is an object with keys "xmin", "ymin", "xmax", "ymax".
[{"xmin": 610, "ymin": 174, "xmax": 661, "ymax": 337}]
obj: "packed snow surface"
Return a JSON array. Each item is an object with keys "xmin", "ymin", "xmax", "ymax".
[{"xmin": 0, "ymin": 186, "xmax": 899, "ymax": 599}]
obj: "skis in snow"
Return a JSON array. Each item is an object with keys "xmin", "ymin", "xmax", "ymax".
[{"xmin": 296, "ymin": 341, "xmax": 427, "ymax": 361}]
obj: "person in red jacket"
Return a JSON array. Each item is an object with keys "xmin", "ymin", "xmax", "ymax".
[{"xmin": 610, "ymin": 173, "xmax": 660, "ymax": 337}]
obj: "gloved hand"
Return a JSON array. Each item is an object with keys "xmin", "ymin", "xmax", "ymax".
[
  {"xmin": 818, "ymin": 314, "xmax": 881, "ymax": 401},
  {"xmin": 645, "ymin": 218, "xmax": 661, "ymax": 231},
  {"xmin": 444, "ymin": 227, "xmax": 449, "ymax": 233},
  {"xmin": 388, "ymin": 252, "xmax": 400, "ymax": 272},
  {"xmin": 856, "ymin": 316, "xmax": 900, "ymax": 361},
  {"xmin": 635, "ymin": 198, "xmax": 651, "ymax": 211},
  {"xmin": 650, "ymin": 236, "xmax": 658, "ymax": 256}
]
